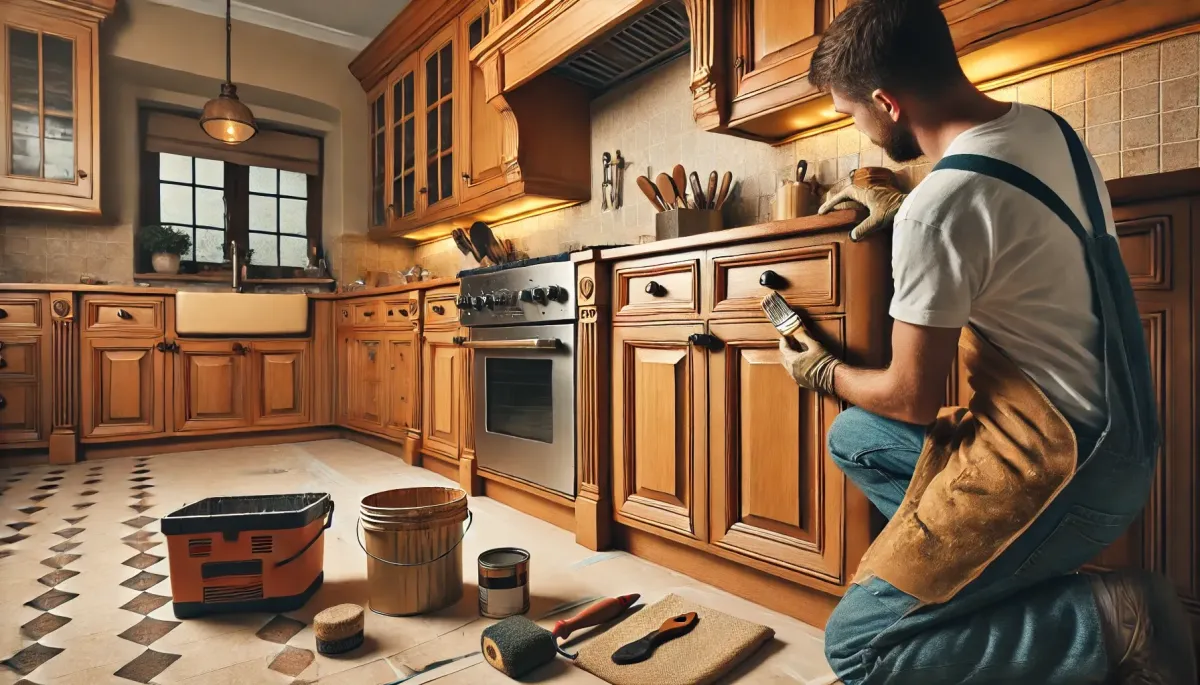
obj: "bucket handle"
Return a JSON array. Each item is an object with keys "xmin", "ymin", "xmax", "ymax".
[
  {"xmin": 275, "ymin": 498, "xmax": 335, "ymax": 569},
  {"xmin": 356, "ymin": 510, "xmax": 473, "ymax": 567}
]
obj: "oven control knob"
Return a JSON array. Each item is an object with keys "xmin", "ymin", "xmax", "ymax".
[
  {"xmin": 471, "ymin": 296, "xmax": 485, "ymax": 310},
  {"xmin": 546, "ymin": 285, "xmax": 565, "ymax": 302},
  {"xmin": 455, "ymin": 295, "xmax": 470, "ymax": 310},
  {"xmin": 519, "ymin": 289, "xmax": 533, "ymax": 303},
  {"xmin": 483, "ymin": 294, "xmax": 495, "ymax": 309},
  {"xmin": 532, "ymin": 287, "xmax": 548, "ymax": 304}
]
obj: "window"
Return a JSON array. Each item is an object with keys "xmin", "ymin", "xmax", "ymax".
[{"xmin": 140, "ymin": 109, "xmax": 322, "ymax": 276}]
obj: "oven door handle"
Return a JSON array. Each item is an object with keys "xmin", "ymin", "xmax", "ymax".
[{"xmin": 462, "ymin": 338, "xmax": 561, "ymax": 350}]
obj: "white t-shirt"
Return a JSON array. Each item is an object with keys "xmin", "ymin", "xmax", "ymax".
[{"xmin": 890, "ymin": 102, "xmax": 1115, "ymax": 428}]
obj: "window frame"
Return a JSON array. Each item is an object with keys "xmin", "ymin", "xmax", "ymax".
[{"xmin": 137, "ymin": 108, "xmax": 324, "ymax": 277}]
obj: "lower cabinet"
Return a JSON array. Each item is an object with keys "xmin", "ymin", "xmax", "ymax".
[
  {"xmin": 343, "ymin": 332, "xmax": 386, "ymax": 433},
  {"xmin": 384, "ymin": 332, "xmax": 417, "ymax": 439},
  {"xmin": 81, "ymin": 337, "xmax": 166, "ymax": 439},
  {"xmin": 174, "ymin": 341, "xmax": 250, "ymax": 432},
  {"xmin": 0, "ymin": 333, "xmax": 47, "ymax": 445},
  {"xmin": 422, "ymin": 329, "xmax": 462, "ymax": 461},
  {"xmin": 252, "ymin": 341, "xmax": 310, "ymax": 427}
]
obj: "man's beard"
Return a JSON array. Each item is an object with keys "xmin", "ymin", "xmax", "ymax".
[{"xmin": 877, "ymin": 120, "xmax": 923, "ymax": 163}]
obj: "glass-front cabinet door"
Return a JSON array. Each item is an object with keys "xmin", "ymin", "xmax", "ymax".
[
  {"xmin": 0, "ymin": 7, "xmax": 96, "ymax": 206},
  {"xmin": 366, "ymin": 83, "xmax": 388, "ymax": 231},
  {"xmin": 388, "ymin": 54, "xmax": 419, "ymax": 225},
  {"xmin": 418, "ymin": 23, "xmax": 457, "ymax": 213},
  {"xmin": 459, "ymin": 0, "xmax": 506, "ymax": 201}
]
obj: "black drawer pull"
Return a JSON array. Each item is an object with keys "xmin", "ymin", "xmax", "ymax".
[
  {"xmin": 759, "ymin": 270, "xmax": 787, "ymax": 290},
  {"xmin": 0, "ymin": 394, "xmax": 6, "ymax": 410},
  {"xmin": 0, "ymin": 358, "xmax": 7, "ymax": 369},
  {"xmin": 0, "ymin": 308, "xmax": 7, "ymax": 319},
  {"xmin": 342, "ymin": 309, "xmax": 349, "ymax": 318},
  {"xmin": 644, "ymin": 281, "xmax": 667, "ymax": 297},
  {"xmin": 116, "ymin": 309, "xmax": 133, "ymax": 320},
  {"xmin": 398, "ymin": 309, "xmax": 409, "ymax": 317},
  {"xmin": 156, "ymin": 341, "xmax": 169, "ymax": 353},
  {"xmin": 232, "ymin": 342, "xmax": 250, "ymax": 355},
  {"xmin": 362, "ymin": 310, "xmax": 375, "ymax": 317},
  {"xmin": 432, "ymin": 305, "xmax": 445, "ymax": 315},
  {"xmin": 452, "ymin": 336, "xmax": 467, "ymax": 346},
  {"xmin": 688, "ymin": 333, "xmax": 723, "ymax": 351}
]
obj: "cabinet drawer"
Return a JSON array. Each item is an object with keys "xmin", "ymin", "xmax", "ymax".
[
  {"xmin": 709, "ymin": 241, "xmax": 839, "ymax": 316},
  {"xmin": 353, "ymin": 301, "xmax": 383, "ymax": 326},
  {"xmin": 614, "ymin": 254, "xmax": 701, "ymax": 320},
  {"xmin": 0, "ymin": 295, "xmax": 44, "ymax": 330},
  {"xmin": 0, "ymin": 381, "xmax": 41, "ymax": 443},
  {"xmin": 424, "ymin": 287, "xmax": 459, "ymax": 328},
  {"xmin": 84, "ymin": 297, "xmax": 165, "ymax": 334},
  {"xmin": 0, "ymin": 337, "xmax": 41, "ymax": 378},
  {"xmin": 384, "ymin": 300, "xmax": 415, "ymax": 327}
]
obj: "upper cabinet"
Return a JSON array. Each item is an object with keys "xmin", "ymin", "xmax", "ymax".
[
  {"xmin": 687, "ymin": 0, "xmax": 1200, "ymax": 141},
  {"xmin": 0, "ymin": 0, "xmax": 114, "ymax": 213},
  {"xmin": 349, "ymin": 0, "xmax": 590, "ymax": 243}
]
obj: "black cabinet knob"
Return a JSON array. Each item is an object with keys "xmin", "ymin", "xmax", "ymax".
[
  {"xmin": 546, "ymin": 285, "xmax": 565, "ymax": 302},
  {"xmin": 0, "ymin": 394, "xmax": 5, "ymax": 410},
  {"xmin": 362, "ymin": 310, "xmax": 375, "ymax": 317},
  {"xmin": 453, "ymin": 336, "xmax": 467, "ymax": 346},
  {"xmin": 0, "ymin": 308, "xmax": 7, "ymax": 320},
  {"xmin": 432, "ymin": 305, "xmax": 446, "ymax": 315},
  {"xmin": 688, "ymin": 333, "xmax": 723, "ymax": 351},
  {"xmin": 232, "ymin": 342, "xmax": 250, "ymax": 355},
  {"xmin": 169, "ymin": 342, "xmax": 180, "ymax": 353},
  {"xmin": 532, "ymin": 287, "xmax": 548, "ymax": 304},
  {"xmin": 645, "ymin": 281, "xmax": 667, "ymax": 297},
  {"xmin": 156, "ymin": 341, "xmax": 169, "ymax": 353},
  {"xmin": 398, "ymin": 309, "xmax": 408, "ymax": 317},
  {"xmin": 759, "ymin": 270, "xmax": 787, "ymax": 290},
  {"xmin": 116, "ymin": 309, "xmax": 133, "ymax": 320},
  {"xmin": 483, "ymin": 295, "xmax": 495, "ymax": 309}
]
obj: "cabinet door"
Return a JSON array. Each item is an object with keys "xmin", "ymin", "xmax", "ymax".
[
  {"xmin": 612, "ymin": 324, "xmax": 707, "ymax": 541},
  {"xmin": 708, "ymin": 319, "xmax": 846, "ymax": 582},
  {"xmin": 385, "ymin": 332, "xmax": 417, "ymax": 439},
  {"xmin": 0, "ymin": 7, "xmax": 95, "ymax": 203},
  {"xmin": 730, "ymin": 0, "xmax": 836, "ymax": 107},
  {"xmin": 422, "ymin": 330, "xmax": 461, "ymax": 460},
  {"xmin": 418, "ymin": 23, "xmax": 459, "ymax": 213},
  {"xmin": 0, "ymin": 334, "xmax": 45, "ymax": 445},
  {"xmin": 349, "ymin": 332, "xmax": 386, "ymax": 431},
  {"xmin": 388, "ymin": 53, "xmax": 420, "ymax": 224},
  {"xmin": 337, "ymin": 332, "xmax": 351, "ymax": 426},
  {"xmin": 253, "ymin": 341, "xmax": 310, "ymax": 427},
  {"xmin": 459, "ymin": 1, "xmax": 505, "ymax": 201},
  {"xmin": 81, "ymin": 337, "xmax": 165, "ymax": 439},
  {"xmin": 174, "ymin": 341, "xmax": 250, "ymax": 432},
  {"xmin": 367, "ymin": 81, "xmax": 389, "ymax": 232}
]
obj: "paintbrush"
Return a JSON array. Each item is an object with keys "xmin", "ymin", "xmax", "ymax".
[{"xmin": 761, "ymin": 291, "xmax": 801, "ymax": 337}]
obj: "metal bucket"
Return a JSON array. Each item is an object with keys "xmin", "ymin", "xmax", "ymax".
[{"xmin": 357, "ymin": 487, "xmax": 471, "ymax": 616}]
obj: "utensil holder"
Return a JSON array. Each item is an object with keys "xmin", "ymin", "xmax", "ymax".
[
  {"xmin": 656, "ymin": 208, "xmax": 722, "ymax": 240},
  {"xmin": 773, "ymin": 181, "xmax": 817, "ymax": 221}
]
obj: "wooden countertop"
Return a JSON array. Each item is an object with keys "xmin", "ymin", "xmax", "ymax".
[
  {"xmin": 308, "ymin": 277, "xmax": 458, "ymax": 299},
  {"xmin": 0, "ymin": 278, "xmax": 458, "ymax": 298},
  {"xmin": 597, "ymin": 208, "xmax": 863, "ymax": 261}
]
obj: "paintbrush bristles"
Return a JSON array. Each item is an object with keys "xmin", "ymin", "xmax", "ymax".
[{"xmin": 761, "ymin": 292, "xmax": 801, "ymax": 336}]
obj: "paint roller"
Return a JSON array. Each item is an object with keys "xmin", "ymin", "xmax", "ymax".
[{"xmin": 481, "ymin": 593, "xmax": 640, "ymax": 678}]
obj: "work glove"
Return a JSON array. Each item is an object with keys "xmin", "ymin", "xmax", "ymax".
[
  {"xmin": 818, "ymin": 184, "xmax": 907, "ymax": 241},
  {"xmin": 778, "ymin": 328, "xmax": 841, "ymax": 396}
]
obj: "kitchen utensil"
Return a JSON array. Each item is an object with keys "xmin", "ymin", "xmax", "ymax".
[
  {"xmin": 655, "ymin": 173, "xmax": 679, "ymax": 210},
  {"xmin": 714, "ymin": 172, "xmax": 733, "ymax": 210},
  {"xmin": 470, "ymin": 221, "xmax": 506, "ymax": 264},
  {"xmin": 797, "ymin": 160, "xmax": 809, "ymax": 183},
  {"xmin": 761, "ymin": 291, "xmax": 801, "ymax": 337},
  {"xmin": 481, "ymin": 594, "xmax": 642, "ymax": 678},
  {"xmin": 451, "ymin": 228, "xmax": 474, "ymax": 259},
  {"xmin": 601, "ymin": 152, "xmax": 612, "ymax": 211},
  {"xmin": 637, "ymin": 175, "xmax": 666, "ymax": 212},
  {"xmin": 610, "ymin": 612, "xmax": 699, "ymax": 665},
  {"xmin": 611, "ymin": 149, "xmax": 625, "ymax": 210},
  {"xmin": 672, "ymin": 165, "xmax": 688, "ymax": 209},
  {"xmin": 689, "ymin": 171, "xmax": 707, "ymax": 210},
  {"xmin": 705, "ymin": 171, "xmax": 718, "ymax": 210}
]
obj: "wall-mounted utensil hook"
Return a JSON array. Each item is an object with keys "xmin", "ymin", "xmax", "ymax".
[
  {"xmin": 611, "ymin": 150, "xmax": 625, "ymax": 210},
  {"xmin": 601, "ymin": 152, "xmax": 612, "ymax": 211}
]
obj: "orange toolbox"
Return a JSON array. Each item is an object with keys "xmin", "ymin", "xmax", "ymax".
[{"xmin": 161, "ymin": 493, "xmax": 334, "ymax": 618}]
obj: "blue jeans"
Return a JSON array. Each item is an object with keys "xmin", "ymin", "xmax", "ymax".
[{"xmin": 824, "ymin": 406, "xmax": 1156, "ymax": 685}]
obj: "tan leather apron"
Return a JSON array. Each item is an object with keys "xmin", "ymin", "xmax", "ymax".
[{"xmin": 853, "ymin": 326, "xmax": 1078, "ymax": 605}]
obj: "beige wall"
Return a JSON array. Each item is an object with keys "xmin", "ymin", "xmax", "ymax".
[
  {"xmin": 415, "ymin": 31, "xmax": 1200, "ymax": 278},
  {"xmin": 0, "ymin": 0, "xmax": 407, "ymax": 284}
]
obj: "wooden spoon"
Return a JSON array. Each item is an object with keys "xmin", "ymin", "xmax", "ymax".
[
  {"xmin": 636, "ymin": 175, "xmax": 666, "ymax": 212},
  {"xmin": 655, "ymin": 173, "xmax": 679, "ymax": 210},
  {"xmin": 714, "ymin": 171, "xmax": 733, "ymax": 210},
  {"xmin": 706, "ymin": 171, "xmax": 718, "ymax": 210},
  {"xmin": 672, "ymin": 164, "xmax": 688, "ymax": 209}
]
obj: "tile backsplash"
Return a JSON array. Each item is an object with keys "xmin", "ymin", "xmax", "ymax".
[{"xmin": 414, "ymin": 32, "xmax": 1200, "ymax": 278}]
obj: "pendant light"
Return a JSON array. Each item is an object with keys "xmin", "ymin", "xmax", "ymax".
[{"xmin": 200, "ymin": 0, "xmax": 257, "ymax": 144}]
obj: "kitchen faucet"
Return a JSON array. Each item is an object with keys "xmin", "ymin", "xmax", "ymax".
[{"xmin": 231, "ymin": 239, "xmax": 242, "ymax": 292}]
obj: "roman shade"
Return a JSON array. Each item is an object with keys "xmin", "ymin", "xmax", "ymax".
[{"xmin": 144, "ymin": 111, "xmax": 320, "ymax": 175}]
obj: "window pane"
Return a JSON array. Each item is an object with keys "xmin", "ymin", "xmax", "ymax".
[
  {"xmin": 440, "ymin": 44, "xmax": 453, "ymax": 98},
  {"xmin": 176, "ymin": 228, "xmax": 194, "ymax": 261},
  {"xmin": 11, "ymin": 109, "xmax": 39, "ymax": 177},
  {"xmin": 403, "ymin": 118, "xmax": 415, "ymax": 171},
  {"xmin": 43, "ymin": 115, "xmax": 74, "ymax": 181},
  {"xmin": 441, "ymin": 153, "xmax": 453, "ymax": 201},
  {"xmin": 42, "ymin": 35, "xmax": 74, "ymax": 114},
  {"xmin": 441, "ymin": 101, "xmax": 453, "ymax": 152},
  {"xmin": 250, "ymin": 233, "xmax": 278, "ymax": 267},
  {"xmin": 196, "ymin": 187, "xmax": 225, "ymax": 228},
  {"xmin": 469, "ymin": 17, "xmax": 483, "ymax": 49},
  {"xmin": 249, "ymin": 194, "xmax": 278, "ymax": 232},
  {"xmin": 280, "ymin": 198, "xmax": 307, "ymax": 235},
  {"xmin": 279, "ymin": 170, "xmax": 307, "ymax": 198},
  {"xmin": 195, "ymin": 227, "xmax": 224, "ymax": 263},
  {"xmin": 427, "ymin": 159, "xmax": 438, "ymax": 204},
  {"xmin": 426, "ymin": 109, "xmax": 437, "ymax": 157},
  {"xmin": 9, "ymin": 28, "xmax": 39, "ymax": 111},
  {"xmin": 402, "ymin": 173, "xmax": 415, "ymax": 215},
  {"xmin": 392, "ymin": 80, "xmax": 404, "ymax": 124},
  {"xmin": 374, "ymin": 95, "xmax": 385, "ymax": 130},
  {"xmin": 280, "ymin": 235, "xmax": 307, "ymax": 268},
  {"xmin": 159, "ymin": 153, "xmax": 192, "ymax": 183},
  {"xmin": 249, "ymin": 166, "xmax": 277, "ymax": 194},
  {"xmin": 426, "ymin": 53, "xmax": 438, "ymax": 106},
  {"xmin": 160, "ymin": 183, "xmax": 193, "ymax": 225},
  {"xmin": 403, "ymin": 74, "xmax": 414, "ymax": 116},
  {"xmin": 195, "ymin": 158, "xmax": 224, "ymax": 187}
]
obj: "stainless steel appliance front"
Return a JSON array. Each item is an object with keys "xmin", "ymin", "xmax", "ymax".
[{"xmin": 468, "ymin": 322, "xmax": 575, "ymax": 496}]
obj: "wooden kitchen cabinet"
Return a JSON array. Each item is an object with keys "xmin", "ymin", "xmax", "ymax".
[
  {"xmin": 422, "ymin": 329, "xmax": 462, "ymax": 461},
  {"xmin": 344, "ymin": 332, "xmax": 386, "ymax": 433},
  {"xmin": 0, "ymin": 292, "xmax": 50, "ymax": 447},
  {"xmin": 611, "ymin": 322, "xmax": 708, "ymax": 542},
  {"xmin": 81, "ymin": 337, "xmax": 166, "ymax": 439},
  {"xmin": 458, "ymin": 0, "xmax": 505, "ymax": 202},
  {"xmin": 174, "ymin": 341, "xmax": 250, "ymax": 433},
  {"xmin": 384, "ymin": 332, "xmax": 417, "ymax": 439},
  {"xmin": 707, "ymin": 319, "xmax": 847, "ymax": 583},
  {"xmin": 251, "ymin": 340, "xmax": 310, "ymax": 427},
  {"xmin": 0, "ymin": 0, "xmax": 114, "ymax": 213}
]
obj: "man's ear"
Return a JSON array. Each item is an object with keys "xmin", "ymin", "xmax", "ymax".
[{"xmin": 871, "ymin": 89, "xmax": 902, "ymax": 123}]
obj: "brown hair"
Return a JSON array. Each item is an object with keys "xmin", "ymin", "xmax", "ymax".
[{"xmin": 809, "ymin": 0, "xmax": 966, "ymax": 102}]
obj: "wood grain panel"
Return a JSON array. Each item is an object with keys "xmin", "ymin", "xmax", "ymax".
[
  {"xmin": 385, "ymin": 333, "xmax": 416, "ymax": 438},
  {"xmin": 0, "ymin": 296, "xmax": 43, "ymax": 329},
  {"xmin": 613, "ymin": 254, "xmax": 701, "ymax": 320},
  {"xmin": 81, "ymin": 337, "xmax": 163, "ymax": 439},
  {"xmin": 424, "ymin": 286, "xmax": 461, "ymax": 330},
  {"xmin": 422, "ymin": 329, "xmax": 461, "ymax": 460},
  {"xmin": 1117, "ymin": 215, "xmax": 1170, "ymax": 290},
  {"xmin": 253, "ymin": 341, "xmax": 310, "ymax": 427},
  {"xmin": 0, "ymin": 336, "xmax": 39, "ymax": 377},
  {"xmin": 84, "ymin": 297, "xmax": 164, "ymax": 335},
  {"xmin": 174, "ymin": 342, "xmax": 248, "ymax": 432},
  {"xmin": 612, "ymin": 323, "xmax": 706, "ymax": 541},
  {"xmin": 0, "ymin": 382, "xmax": 39, "ymax": 442},
  {"xmin": 351, "ymin": 333, "xmax": 386, "ymax": 431},
  {"xmin": 709, "ymin": 242, "xmax": 839, "ymax": 316},
  {"xmin": 709, "ymin": 318, "xmax": 846, "ymax": 582}
]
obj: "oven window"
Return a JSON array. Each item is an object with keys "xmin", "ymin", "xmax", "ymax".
[{"xmin": 485, "ymin": 358, "xmax": 553, "ymax": 444}]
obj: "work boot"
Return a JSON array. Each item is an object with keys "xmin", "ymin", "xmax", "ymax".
[{"xmin": 1089, "ymin": 570, "xmax": 1197, "ymax": 684}]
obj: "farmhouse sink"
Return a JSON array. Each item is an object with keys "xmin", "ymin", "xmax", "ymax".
[{"xmin": 174, "ymin": 292, "xmax": 309, "ymax": 336}]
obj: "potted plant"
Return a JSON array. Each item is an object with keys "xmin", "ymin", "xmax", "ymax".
[{"xmin": 139, "ymin": 224, "xmax": 192, "ymax": 274}]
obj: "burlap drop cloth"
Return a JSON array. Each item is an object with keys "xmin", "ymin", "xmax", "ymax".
[{"xmin": 574, "ymin": 594, "xmax": 774, "ymax": 685}]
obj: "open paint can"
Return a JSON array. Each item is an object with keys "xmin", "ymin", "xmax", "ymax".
[{"xmin": 478, "ymin": 547, "xmax": 530, "ymax": 618}]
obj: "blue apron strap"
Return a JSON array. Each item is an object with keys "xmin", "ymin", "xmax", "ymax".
[{"xmin": 1045, "ymin": 110, "xmax": 1109, "ymax": 240}]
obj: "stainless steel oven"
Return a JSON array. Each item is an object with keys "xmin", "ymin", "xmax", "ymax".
[{"xmin": 457, "ymin": 256, "xmax": 577, "ymax": 496}]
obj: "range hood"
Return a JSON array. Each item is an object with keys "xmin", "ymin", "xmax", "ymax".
[{"xmin": 550, "ymin": 1, "xmax": 690, "ymax": 93}]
